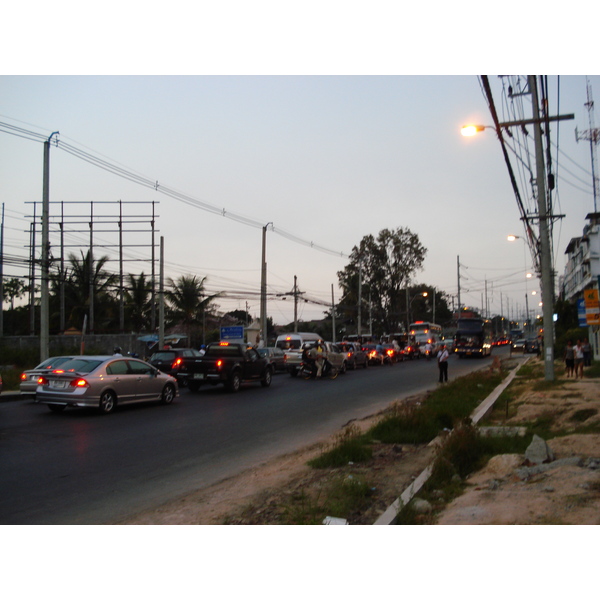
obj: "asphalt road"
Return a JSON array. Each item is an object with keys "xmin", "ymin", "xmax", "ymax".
[{"xmin": 0, "ymin": 349, "xmax": 507, "ymax": 524}]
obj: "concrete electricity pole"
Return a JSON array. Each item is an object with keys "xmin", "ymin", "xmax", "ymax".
[
  {"xmin": 260, "ymin": 223, "xmax": 272, "ymax": 344},
  {"xmin": 529, "ymin": 75, "xmax": 556, "ymax": 381},
  {"xmin": 40, "ymin": 131, "xmax": 59, "ymax": 362}
]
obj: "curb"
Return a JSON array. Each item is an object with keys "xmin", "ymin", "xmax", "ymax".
[{"xmin": 373, "ymin": 356, "xmax": 529, "ymax": 525}]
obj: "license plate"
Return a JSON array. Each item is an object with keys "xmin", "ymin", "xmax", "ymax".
[
  {"xmin": 193, "ymin": 373, "xmax": 205, "ymax": 380},
  {"xmin": 50, "ymin": 380, "xmax": 68, "ymax": 389}
]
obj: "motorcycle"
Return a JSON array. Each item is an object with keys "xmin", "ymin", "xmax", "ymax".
[{"xmin": 299, "ymin": 359, "xmax": 339, "ymax": 380}]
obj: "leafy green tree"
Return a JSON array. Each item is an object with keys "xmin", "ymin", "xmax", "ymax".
[{"xmin": 337, "ymin": 228, "xmax": 427, "ymax": 335}]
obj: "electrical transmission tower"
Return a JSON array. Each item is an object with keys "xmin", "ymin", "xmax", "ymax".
[{"xmin": 575, "ymin": 77, "xmax": 600, "ymax": 212}]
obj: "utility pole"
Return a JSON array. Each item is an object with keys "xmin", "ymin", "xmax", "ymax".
[
  {"xmin": 159, "ymin": 236, "xmax": 164, "ymax": 350},
  {"xmin": 260, "ymin": 223, "xmax": 271, "ymax": 345},
  {"xmin": 331, "ymin": 284, "xmax": 336, "ymax": 343},
  {"xmin": 357, "ymin": 261, "xmax": 362, "ymax": 336},
  {"xmin": 457, "ymin": 256, "xmax": 461, "ymax": 318},
  {"xmin": 40, "ymin": 131, "xmax": 59, "ymax": 361},
  {"xmin": 529, "ymin": 75, "xmax": 555, "ymax": 381},
  {"xmin": 576, "ymin": 78, "xmax": 600, "ymax": 212},
  {"xmin": 293, "ymin": 275, "xmax": 298, "ymax": 333},
  {"xmin": 0, "ymin": 203, "xmax": 4, "ymax": 337}
]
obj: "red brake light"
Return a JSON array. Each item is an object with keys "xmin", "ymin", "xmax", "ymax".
[
  {"xmin": 219, "ymin": 342, "xmax": 229, "ymax": 346},
  {"xmin": 54, "ymin": 369, "xmax": 65, "ymax": 374},
  {"xmin": 21, "ymin": 373, "xmax": 27, "ymax": 381},
  {"xmin": 70, "ymin": 378, "xmax": 89, "ymax": 388},
  {"xmin": 173, "ymin": 358, "xmax": 182, "ymax": 367},
  {"xmin": 37, "ymin": 376, "xmax": 48, "ymax": 385},
  {"xmin": 216, "ymin": 360, "xmax": 223, "ymax": 368}
]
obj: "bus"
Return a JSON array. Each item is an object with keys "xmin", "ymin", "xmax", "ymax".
[
  {"xmin": 454, "ymin": 317, "xmax": 493, "ymax": 358},
  {"xmin": 408, "ymin": 321, "xmax": 442, "ymax": 355}
]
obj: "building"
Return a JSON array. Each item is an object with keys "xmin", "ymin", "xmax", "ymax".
[{"xmin": 562, "ymin": 212, "xmax": 600, "ymax": 359}]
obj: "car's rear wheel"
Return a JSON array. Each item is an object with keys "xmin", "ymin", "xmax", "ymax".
[
  {"xmin": 227, "ymin": 372, "xmax": 241, "ymax": 393},
  {"xmin": 261, "ymin": 368, "xmax": 272, "ymax": 387},
  {"xmin": 99, "ymin": 390, "xmax": 116, "ymax": 414},
  {"xmin": 161, "ymin": 384, "xmax": 176, "ymax": 404},
  {"xmin": 48, "ymin": 404, "xmax": 66, "ymax": 413}
]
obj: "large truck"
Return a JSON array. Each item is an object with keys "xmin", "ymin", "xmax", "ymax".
[{"xmin": 454, "ymin": 317, "xmax": 493, "ymax": 358}]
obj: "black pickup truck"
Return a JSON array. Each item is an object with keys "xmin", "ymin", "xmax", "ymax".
[{"xmin": 178, "ymin": 342, "xmax": 273, "ymax": 392}]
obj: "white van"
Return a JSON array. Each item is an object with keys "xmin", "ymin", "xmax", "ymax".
[{"xmin": 275, "ymin": 332, "xmax": 323, "ymax": 376}]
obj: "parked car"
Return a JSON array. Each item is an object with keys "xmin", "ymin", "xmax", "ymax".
[
  {"xmin": 148, "ymin": 348, "xmax": 202, "ymax": 382},
  {"xmin": 512, "ymin": 338, "xmax": 526, "ymax": 352},
  {"xmin": 337, "ymin": 341, "xmax": 368, "ymax": 369},
  {"xmin": 35, "ymin": 355, "xmax": 178, "ymax": 414},
  {"xmin": 20, "ymin": 356, "xmax": 75, "ymax": 396},
  {"xmin": 257, "ymin": 347, "xmax": 287, "ymax": 372},
  {"xmin": 362, "ymin": 344, "xmax": 385, "ymax": 366}
]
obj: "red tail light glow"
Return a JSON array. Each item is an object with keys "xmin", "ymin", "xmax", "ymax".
[
  {"xmin": 21, "ymin": 373, "xmax": 27, "ymax": 381},
  {"xmin": 216, "ymin": 360, "xmax": 223, "ymax": 368},
  {"xmin": 37, "ymin": 376, "xmax": 48, "ymax": 385},
  {"xmin": 70, "ymin": 378, "xmax": 89, "ymax": 388},
  {"xmin": 173, "ymin": 358, "xmax": 182, "ymax": 368}
]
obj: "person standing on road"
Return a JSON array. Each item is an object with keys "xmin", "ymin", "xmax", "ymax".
[
  {"xmin": 438, "ymin": 344, "xmax": 449, "ymax": 383},
  {"xmin": 574, "ymin": 340, "xmax": 585, "ymax": 379},
  {"xmin": 564, "ymin": 340, "xmax": 575, "ymax": 378}
]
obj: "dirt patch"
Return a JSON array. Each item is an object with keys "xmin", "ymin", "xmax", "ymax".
[
  {"xmin": 437, "ymin": 374, "xmax": 600, "ymax": 525},
  {"xmin": 119, "ymin": 359, "xmax": 600, "ymax": 525}
]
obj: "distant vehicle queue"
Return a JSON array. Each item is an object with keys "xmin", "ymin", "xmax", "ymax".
[{"xmin": 20, "ymin": 324, "xmax": 493, "ymax": 414}]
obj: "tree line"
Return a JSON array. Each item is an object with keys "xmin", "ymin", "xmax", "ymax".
[
  {"xmin": 3, "ymin": 227, "xmax": 454, "ymax": 343},
  {"xmin": 1, "ymin": 250, "xmax": 220, "ymax": 343}
]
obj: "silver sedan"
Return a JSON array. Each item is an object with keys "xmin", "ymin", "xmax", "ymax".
[
  {"xmin": 20, "ymin": 356, "xmax": 75, "ymax": 396},
  {"xmin": 35, "ymin": 355, "xmax": 178, "ymax": 414}
]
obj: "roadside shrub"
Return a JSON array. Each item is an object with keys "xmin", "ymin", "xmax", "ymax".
[
  {"xmin": 368, "ymin": 403, "xmax": 439, "ymax": 445},
  {"xmin": 308, "ymin": 424, "xmax": 372, "ymax": 469}
]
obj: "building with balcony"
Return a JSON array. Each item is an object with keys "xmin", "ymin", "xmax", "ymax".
[{"xmin": 561, "ymin": 212, "xmax": 600, "ymax": 359}]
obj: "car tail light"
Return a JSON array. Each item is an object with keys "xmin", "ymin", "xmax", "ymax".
[
  {"xmin": 53, "ymin": 369, "xmax": 65, "ymax": 374},
  {"xmin": 347, "ymin": 352, "xmax": 352, "ymax": 358},
  {"xmin": 216, "ymin": 359, "xmax": 223, "ymax": 368},
  {"xmin": 37, "ymin": 376, "xmax": 48, "ymax": 385},
  {"xmin": 386, "ymin": 349, "xmax": 393, "ymax": 356},
  {"xmin": 172, "ymin": 357, "xmax": 183, "ymax": 368},
  {"xmin": 21, "ymin": 372, "xmax": 27, "ymax": 381},
  {"xmin": 70, "ymin": 378, "xmax": 89, "ymax": 388}
]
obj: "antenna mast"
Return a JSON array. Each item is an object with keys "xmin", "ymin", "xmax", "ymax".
[{"xmin": 575, "ymin": 78, "xmax": 600, "ymax": 212}]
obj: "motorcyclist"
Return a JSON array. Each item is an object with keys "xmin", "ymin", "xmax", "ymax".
[{"xmin": 302, "ymin": 343, "xmax": 317, "ymax": 376}]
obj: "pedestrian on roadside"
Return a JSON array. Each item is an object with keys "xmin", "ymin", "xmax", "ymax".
[
  {"xmin": 574, "ymin": 340, "xmax": 585, "ymax": 379},
  {"xmin": 438, "ymin": 343, "xmax": 449, "ymax": 383},
  {"xmin": 582, "ymin": 338, "xmax": 592, "ymax": 367},
  {"xmin": 564, "ymin": 340, "xmax": 575, "ymax": 378}
]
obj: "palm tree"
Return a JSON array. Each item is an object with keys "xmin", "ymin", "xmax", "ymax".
[
  {"xmin": 166, "ymin": 275, "xmax": 219, "ymax": 344},
  {"xmin": 124, "ymin": 272, "xmax": 152, "ymax": 332},
  {"xmin": 56, "ymin": 250, "xmax": 118, "ymax": 331}
]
